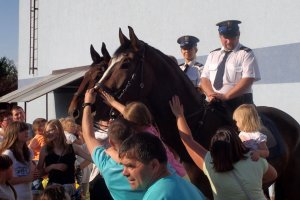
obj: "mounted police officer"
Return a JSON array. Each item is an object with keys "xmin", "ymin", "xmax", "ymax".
[
  {"xmin": 177, "ymin": 35, "xmax": 203, "ymax": 91},
  {"xmin": 201, "ymin": 20, "xmax": 261, "ymax": 113}
]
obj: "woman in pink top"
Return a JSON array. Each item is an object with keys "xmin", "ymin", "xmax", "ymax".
[{"xmin": 101, "ymin": 91, "xmax": 188, "ymax": 178}]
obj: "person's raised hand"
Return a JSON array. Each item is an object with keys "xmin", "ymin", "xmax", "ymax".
[
  {"xmin": 250, "ymin": 150, "xmax": 260, "ymax": 161},
  {"xmin": 84, "ymin": 88, "xmax": 96, "ymax": 104},
  {"xmin": 100, "ymin": 91, "xmax": 116, "ymax": 106},
  {"xmin": 169, "ymin": 95, "xmax": 184, "ymax": 118}
]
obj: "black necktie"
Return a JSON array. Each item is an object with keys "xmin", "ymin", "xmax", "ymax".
[
  {"xmin": 213, "ymin": 51, "xmax": 232, "ymax": 90},
  {"xmin": 184, "ymin": 64, "xmax": 189, "ymax": 73}
]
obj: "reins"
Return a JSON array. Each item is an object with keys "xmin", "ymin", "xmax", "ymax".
[
  {"xmin": 117, "ymin": 44, "xmax": 146, "ymax": 99},
  {"xmin": 184, "ymin": 99, "xmax": 208, "ymax": 133}
]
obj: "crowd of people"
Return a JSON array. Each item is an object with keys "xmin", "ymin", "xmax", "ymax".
[{"xmin": 0, "ymin": 19, "xmax": 277, "ymax": 200}]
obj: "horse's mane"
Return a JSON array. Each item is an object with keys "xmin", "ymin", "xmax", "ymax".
[{"xmin": 113, "ymin": 42, "xmax": 133, "ymax": 56}]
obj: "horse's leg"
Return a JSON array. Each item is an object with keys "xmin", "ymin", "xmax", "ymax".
[
  {"xmin": 277, "ymin": 143, "xmax": 300, "ymax": 200},
  {"xmin": 183, "ymin": 162, "xmax": 213, "ymax": 199}
]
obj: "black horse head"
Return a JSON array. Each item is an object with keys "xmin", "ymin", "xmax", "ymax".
[{"xmin": 68, "ymin": 43, "xmax": 111, "ymax": 124}]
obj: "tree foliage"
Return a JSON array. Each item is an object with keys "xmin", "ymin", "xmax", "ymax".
[{"xmin": 0, "ymin": 57, "xmax": 18, "ymax": 97}]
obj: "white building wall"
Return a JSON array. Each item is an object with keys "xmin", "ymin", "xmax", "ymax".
[{"xmin": 19, "ymin": 0, "xmax": 300, "ymax": 123}]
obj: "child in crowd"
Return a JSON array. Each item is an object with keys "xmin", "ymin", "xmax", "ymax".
[
  {"xmin": 233, "ymin": 104, "xmax": 269, "ymax": 160},
  {"xmin": 0, "ymin": 121, "xmax": 37, "ymax": 200},
  {"xmin": 0, "ymin": 155, "xmax": 17, "ymax": 200},
  {"xmin": 29, "ymin": 118, "xmax": 47, "ymax": 161},
  {"xmin": 28, "ymin": 118, "xmax": 47, "ymax": 200},
  {"xmin": 40, "ymin": 184, "xmax": 71, "ymax": 200},
  {"xmin": 37, "ymin": 119, "xmax": 92, "ymax": 200},
  {"xmin": 101, "ymin": 91, "xmax": 188, "ymax": 178},
  {"xmin": 233, "ymin": 104, "xmax": 275, "ymax": 199},
  {"xmin": 60, "ymin": 117, "xmax": 83, "ymax": 145},
  {"xmin": 61, "ymin": 118, "xmax": 92, "ymax": 199}
]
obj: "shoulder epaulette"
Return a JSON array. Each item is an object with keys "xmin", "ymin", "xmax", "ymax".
[
  {"xmin": 239, "ymin": 46, "xmax": 252, "ymax": 52},
  {"xmin": 210, "ymin": 48, "xmax": 221, "ymax": 53},
  {"xmin": 195, "ymin": 62, "xmax": 203, "ymax": 67}
]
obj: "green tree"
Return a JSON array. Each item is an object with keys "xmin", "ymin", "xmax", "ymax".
[{"xmin": 0, "ymin": 57, "xmax": 18, "ymax": 97}]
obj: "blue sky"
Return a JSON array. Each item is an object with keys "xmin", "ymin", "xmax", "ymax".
[{"xmin": 0, "ymin": 0, "xmax": 19, "ymax": 64}]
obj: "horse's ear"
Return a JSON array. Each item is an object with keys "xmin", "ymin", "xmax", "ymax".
[
  {"xmin": 90, "ymin": 44, "xmax": 102, "ymax": 64},
  {"xmin": 128, "ymin": 26, "xmax": 140, "ymax": 51},
  {"xmin": 119, "ymin": 28, "xmax": 130, "ymax": 45},
  {"xmin": 101, "ymin": 42, "xmax": 111, "ymax": 63}
]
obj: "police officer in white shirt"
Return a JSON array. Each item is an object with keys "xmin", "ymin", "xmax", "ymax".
[
  {"xmin": 177, "ymin": 35, "xmax": 203, "ymax": 91},
  {"xmin": 201, "ymin": 20, "xmax": 261, "ymax": 113}
]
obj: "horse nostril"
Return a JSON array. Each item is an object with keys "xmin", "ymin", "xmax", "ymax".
[{"xmin": 73, "ymin": 110, "xmax": 80, "ymax": 119}]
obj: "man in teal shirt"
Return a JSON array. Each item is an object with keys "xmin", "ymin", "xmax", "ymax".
[{"xmin": 119, "ymin": 132, "xmax": 206, "ymax": 200}]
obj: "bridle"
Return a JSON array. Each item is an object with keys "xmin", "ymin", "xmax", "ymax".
[{"xmin": 95, "ymin": 44, "xmax": 147, "ymax": 119}]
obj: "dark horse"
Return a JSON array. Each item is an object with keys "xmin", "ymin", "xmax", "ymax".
[
  {"xmin": 73, "ymin": 27, "xmax": 300, "ymax": 199},
  {"xmin": 68, "ymin": 43, "xmax": 111, "ymax": 123}
]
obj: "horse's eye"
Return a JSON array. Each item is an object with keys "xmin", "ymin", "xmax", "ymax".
[
  {"xmin": 120, "ymin": 58, "xmax": 131, "ymax": 69},
  {"xmin": 121, "ymin": 61, "xmax": 130, "ymax": 69}
]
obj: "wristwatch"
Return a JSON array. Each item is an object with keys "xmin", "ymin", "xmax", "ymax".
[{"xmin": 82, "ymin": 102, "xmax": 93, "ymax": 108}]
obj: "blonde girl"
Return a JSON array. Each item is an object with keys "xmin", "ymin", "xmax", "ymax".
[
  {"xmin": 60, "ymin": 117, "xmax": 83, "ymax": 145},
  {"xmin": 37, "ymin": 119, "xmax": 91, "ymax": 200},
  {"xmin": 233, "ymin": 104, "xmax": 269, "ymax": 160},
  {"xmin": 233, "ymin": 104, "xmax": 277, "ymax": 199}
]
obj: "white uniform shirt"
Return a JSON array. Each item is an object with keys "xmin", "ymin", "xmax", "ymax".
[
  {"xmin": 179, "ymin": 60, "xmax": 203, "ymax": 87},
  {"xmin": 201, "ymin": 43, "xmax": 261, "ymax": 94}
]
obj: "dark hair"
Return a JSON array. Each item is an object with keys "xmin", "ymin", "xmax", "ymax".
[
  {"xmin": 0, "ymin": 110, "xmax": 12, "ymax": 122},
  {"xmin": 0, "ymin": 154, "xmax": 13, "ymax": 170},
  {"xmin": 0, "ymin": 155, "xmax": 17, "ymax": 199},
  {"xmin": 10, "ymin": 105, "xmax": 24, "ymax": 112},
  {"xmin": 210, "ymin": 127, "xmax": 249, "ymax": 172},
  {"xmin": 40, "ymin": 185, "xmax": 70, "ymax": 200},
  {"xmin": 119, "ymin": 132, "xmax": 167, "ymax": 164},
  {"xmin": 108, "ymin": 118, "xmax": 133, "ymax": 143}
]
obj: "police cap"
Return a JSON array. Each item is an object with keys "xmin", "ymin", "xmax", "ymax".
[
  {"xmin": 177, "ymin": 35, "xmax": 199, "ymax": 49},
  {"xmin": 216, "ymin": 20, "xmax": 241, "ymax": 38}
]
